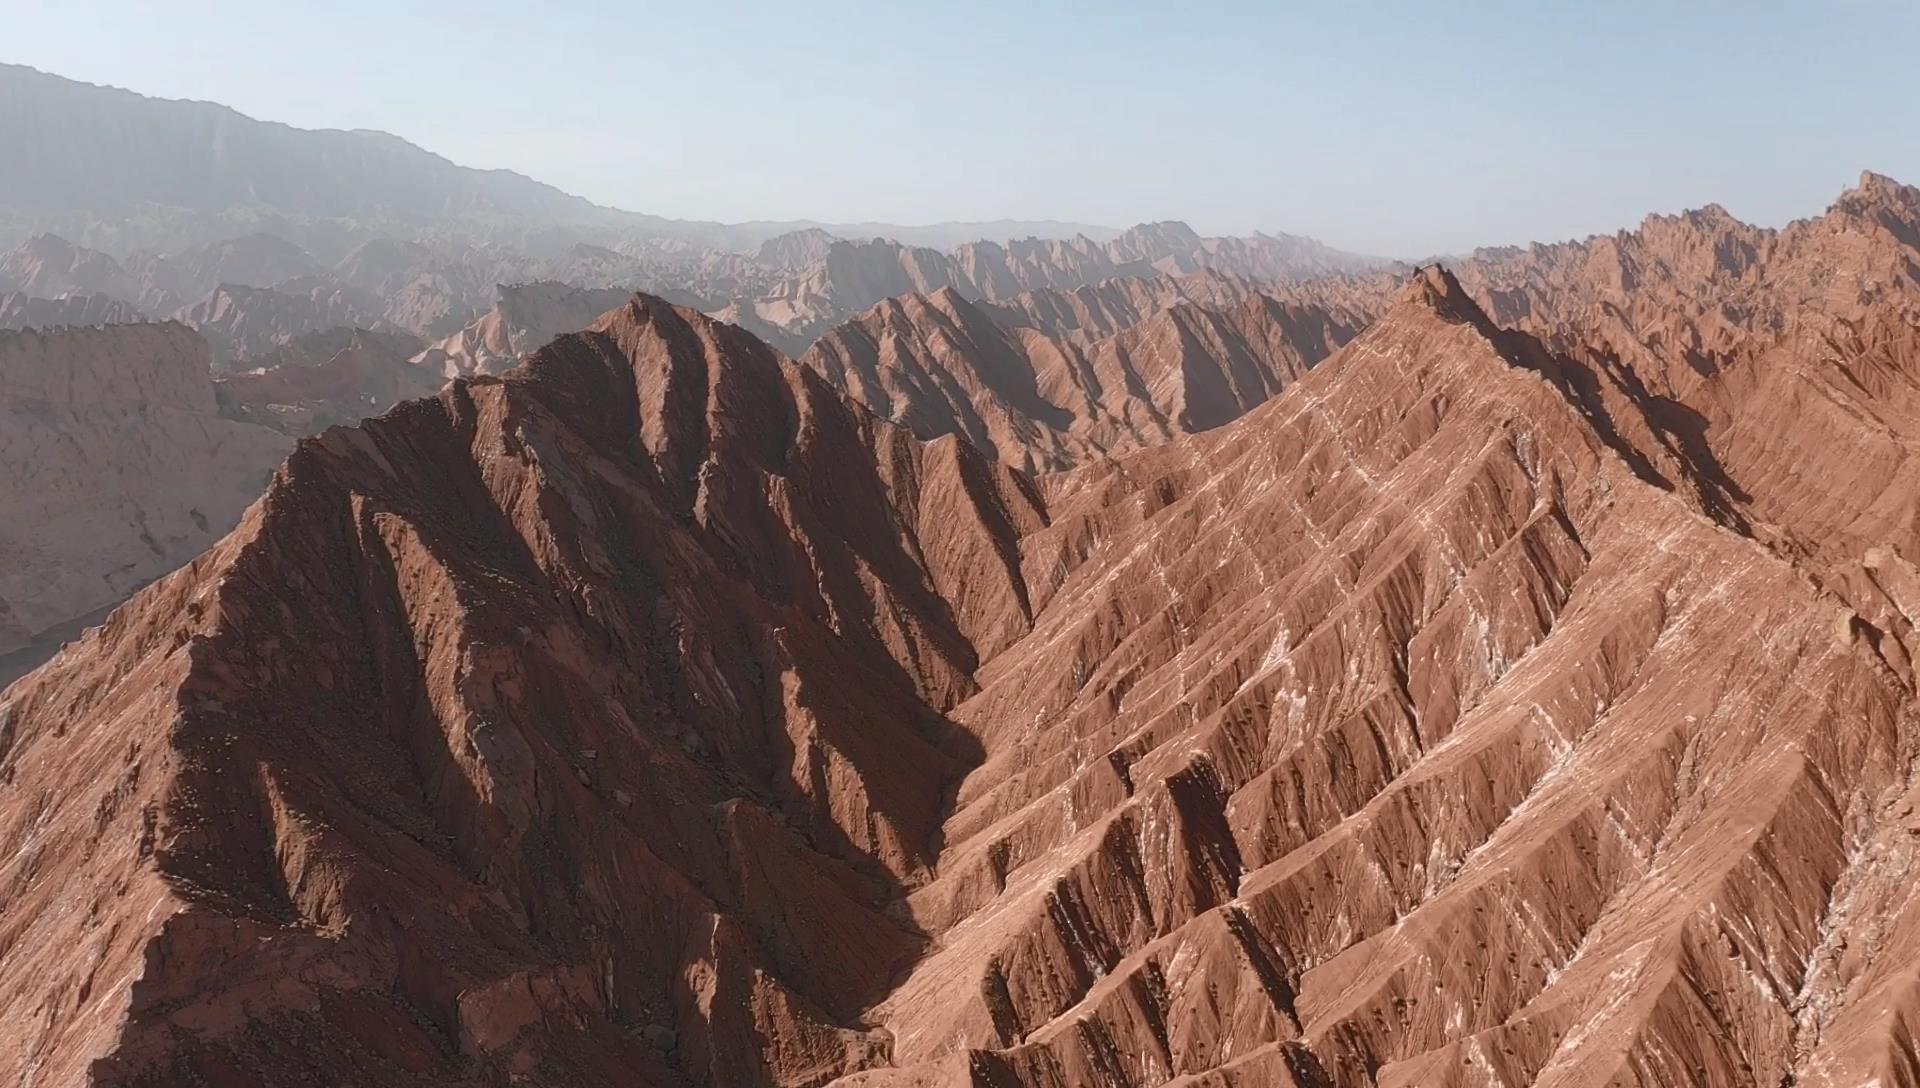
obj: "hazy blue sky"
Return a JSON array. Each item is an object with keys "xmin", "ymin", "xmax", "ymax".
[{"xmin": 7, "ymin": 0, "xmax": 1918, "ymax": 255}]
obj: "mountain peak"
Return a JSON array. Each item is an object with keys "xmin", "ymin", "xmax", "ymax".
[
  {"xmin": 1857, "ymin": 168, "xmax": 1908, "ymax": 194},
  {"xmin": 1399, "ymin": 263, "xmax": 1493, "ymax": 327},
  {"xmin": 1838, "ymin": 169, "xmax": 1919, "ymax": 215}
]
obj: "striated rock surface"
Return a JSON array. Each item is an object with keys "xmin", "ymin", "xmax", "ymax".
[
  {"xmin": 1452, "ymin": 171, "xmax": 1920, "ymax": 679},
  {"xmin": 0, "ymin": 322, "xmax": 290, "ymax": 660},
  {"xmin": 844, "ymin": 266, "xmax": 1920, "ymax": 1087}
]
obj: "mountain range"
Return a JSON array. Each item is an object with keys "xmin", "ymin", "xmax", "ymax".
[
  {"xmin": 8, "ymin": 55, "xmax": 1920, "ymax": 1088},
  {"xmin": 2, "ymin": 169, "xmax": 1920, "ymax": 1088}
]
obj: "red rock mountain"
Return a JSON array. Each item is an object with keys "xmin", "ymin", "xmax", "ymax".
[
  {"xmin": 5, "ymin": 176, "xmax": 1920, "ymax": 1088},
  {"xmin": 0, "ymin": 298, "xmax": 1047, "ymax": 1086}
]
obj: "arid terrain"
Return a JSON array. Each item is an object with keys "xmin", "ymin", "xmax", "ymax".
[{"xmin": 5, "ymin": 52, "xmax": 1920, "ymax": 1088}]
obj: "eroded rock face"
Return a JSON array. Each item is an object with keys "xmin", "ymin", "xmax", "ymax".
[
  {"xmin": 8, "ymin": 178, "xmax": 1920, "ymax": 1088},
  {"xmin": 0, "ymin": 322, "xmax": 291, "ymax": 658}
]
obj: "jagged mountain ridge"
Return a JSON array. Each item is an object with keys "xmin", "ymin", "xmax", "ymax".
[
  {"xmin": 0, "ymin": 264, "xmax": 1375, "ymax": 684},
  {"xmin": 838, "ymin": 266, "xmax": 1920, "ymax": 1086},
  {"xmin": 1448, "ymin": 171, "xmax": 1920, "ymax": 678},
  {"xmin": 801, "ymin": 281, "xmax": 1377, "ymax": 472},
  {"xmin": 723, "ymin": 230, "xmax": 1388, "ymax": 356},
  {"xmin": 420, "ymin": 282, "xmax": 713, "ymax": 379}
]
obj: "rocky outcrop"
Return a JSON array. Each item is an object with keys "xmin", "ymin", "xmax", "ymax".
[{"xmin": 0, "ymin": 322, "xmax": 290, "ymax": 659}]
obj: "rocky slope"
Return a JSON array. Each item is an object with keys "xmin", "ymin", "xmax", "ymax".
[
  {"xmin": 801, "ymin": 281, "xmax": 1375, "ymax": 471},
  {"xmin": 0, "ymin": 322, "xmax": 291, "ymax": 661},
  {"xmin": 1450, "ymin": 171, "xmax": 1920, "ymax": 667}
]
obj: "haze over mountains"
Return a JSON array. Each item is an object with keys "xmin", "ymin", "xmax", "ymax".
[
  {"xmin": 5, "ymin": 55, "xmax": 1920, "ymax": 1088},
  {"xmin": 0, "ymin": 63, "xmax": 1145, "ymax": 254}
]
